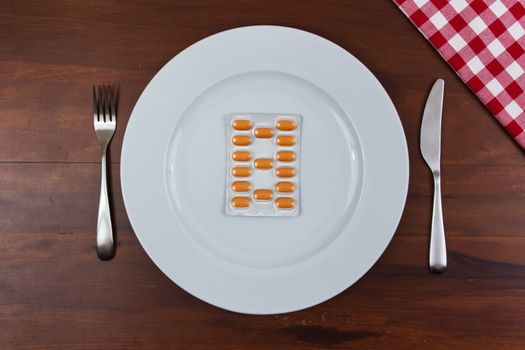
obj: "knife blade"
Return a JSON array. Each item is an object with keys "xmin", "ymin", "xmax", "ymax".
[
  {"xmin": 421, "ymin": 79, "xmax": 444, "ymax": 170},
  {"xmin": 420, "ymin": 79, "xmax": 446, "ymax": 274}
]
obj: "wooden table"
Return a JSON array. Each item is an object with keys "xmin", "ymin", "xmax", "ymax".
[{"xmin": 1, "ymin": 1, "xmax": 524, "ymax": 349}]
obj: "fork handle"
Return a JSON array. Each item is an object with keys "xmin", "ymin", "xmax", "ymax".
[
  {"xmin": 97, "ymin": 146, "xmax": 114, "ymax": 260},
  {"xmin": 429, "ymin": 172, "xmax": 446, "ymax": 273}
]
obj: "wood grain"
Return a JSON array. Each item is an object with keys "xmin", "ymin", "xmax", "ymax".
[{"xmin": 0, "ymin": 0, "xmax": 524, "ymax": 349}]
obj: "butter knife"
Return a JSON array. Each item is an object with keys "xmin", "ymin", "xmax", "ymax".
[{"xmin": 420, "ymin": 79, "xmax": 446, "ymax": 274}]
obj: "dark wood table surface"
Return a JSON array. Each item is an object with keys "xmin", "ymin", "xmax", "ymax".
[{"xmin": 2, "ymin": 1, "xmax": 525, "ymax": 349}]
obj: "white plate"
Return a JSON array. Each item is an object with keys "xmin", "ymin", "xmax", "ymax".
[{"xmin": 121, "ymin": 26, "xmax": 409, "ymax": 314}]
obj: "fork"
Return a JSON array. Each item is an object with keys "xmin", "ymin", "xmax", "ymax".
[{"xmin": 93, "ymin": 85, "xmax": 116, "ymax": 260}]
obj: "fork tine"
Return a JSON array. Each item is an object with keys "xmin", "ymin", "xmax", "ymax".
[
  {"xmin": 104, "ymin": 85, "xmax": 111, "ymax": 123},
  {"xmin": 92, "ymin": 85, "xmax": 98, "ymax": 122},
  {"xmin": 109, "ymin": 85, "xmax": 116, "ymax": 122},
  {"xmin": 101, "ymin": 85, "xmax": 105, "ymax": 123},
  {"xmin": 98, "ymin": 85, "xmax": 104, "ymax": 122}
]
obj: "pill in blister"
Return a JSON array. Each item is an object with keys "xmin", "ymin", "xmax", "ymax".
[
  {"xmin": 232, "ymin": 119, "xmax": 252, "ymax": 130},
  {"xmin": 253, "ymin": 189, "xmax": 273, "ymax": 201},
  {"xmin": 276, "ymin": 135, "xmax": 296, "ymax": 146},
  {"xmin": 275, "ymin": 181, "xmax": 295, "ymax": 193},
  {"xmin": 276, "ymin": 150, "xmax": 296, "ymax": 162},
  {"xmin": 276, "ymin": 167, "xmax": 295, "ymax": 178},
  {"xmin": 232, "ymin": 150, "xmax": 251, "ymax": 161},
  {"xmin": 232, "ymin": 166, "xmax": 251, "ymax": 177},
  {"xmin": 254, "ymin": 127, "xmax": 274, "ymax": 138},
  {"xmin": 231, "ymin": 197, "xmax": 251, "ymax": 208},
  {"xmin": 231, "ymin": 181, "xmax": 251, "ymax": 192},
  {"xmin": 232, "ymin": 135, "xmax": 252, "ymax": 146},
  {"xmin": 275, "ymin": 197, "xmax": 295, "ymax": 209},
  {"xmin": 276, "ymin": 119, "xmax": 297, "ymax": 131},
  {"xmin": 254, "ymin": 158, "xmax": 273, "ymax": 170}
]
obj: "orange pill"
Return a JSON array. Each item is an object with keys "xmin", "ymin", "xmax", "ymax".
[
  {"xmin": 232, "ymin": 119, "xmax": 252, "ymax": 131},
  {"xmin": 275, "ymin": 181, "xmax": 295, "ymax": 193},
  {"xmin": 231, "ymin": 166, "xmax": 251, "ymax": 177},
  {"xmin": 276, "ymin": 167, "xmax": 295, "ymax": 178},
  {"xmin": 254, "ymin": 158, "xmax": 273, "ymax": 170},
  {"xmin": 254, "ymin": 127, "xmax": 274, "ymax": 138},
  {"xmin": 232, "ymin": 150, "xmax": 251, "ymax": 162},
  {"xmin": 253, "ymin": 189, "xmax": 273, "ymax": 201},
  {"xmin": 275, "ymin": 197, "xmax": 295, "ymax": 209},
  {"xmin": 232, "ymin": 134, "xmax": 252, "ymax": 146},
  {"xmin": 231, "ymin": 197, "xmax": 251, "ymax": 208},
  {"xmin": 276, "ymin": 135, "xmax": 296, "ymax": 146},
  {"xmin": 275, "ymin": 150, "xmax": 296, "ymax": 162},
  {"xmin": 231, "ymin": 181, "xmax": 251, "ymax": 192},
  {"xmin": 276, "ymin": 119, "xmax": 297, "ymax": 131}
]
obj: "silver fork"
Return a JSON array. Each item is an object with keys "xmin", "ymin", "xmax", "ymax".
[{"xmin": 93, "ymin": 85, "xmax": 116, "ymax": 260}]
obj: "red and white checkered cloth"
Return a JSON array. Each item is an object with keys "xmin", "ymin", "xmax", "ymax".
[{"xmin": 394, "ymin": 0, "xmax": 525, "ymax": 149}]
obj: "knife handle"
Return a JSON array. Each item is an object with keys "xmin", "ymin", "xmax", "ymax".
[{"xmin": 429, "ymin": 172, "xmax": 446, "ymax": 273}]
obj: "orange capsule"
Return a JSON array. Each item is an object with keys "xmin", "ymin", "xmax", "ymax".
[
  {"xmin": 276, "ymin": 167, "xmax": 295, "ymax": 178},
  {"xmin": 275, "ymin": 150, "xmax": 296, "ymax": 162},
  {"xmin": 232, "ymin": 119, "xmax": 252, "ymax": 131},
  {"xmin": 231, "ymin": 197, "xmax": 251, "ymax": 208},
  {"xmin": 232, "ymin": 134, "xmax": 252, "ymax": 146},
  {"xmin": 276, "ymin": 135, "xmax": 296, "ymax": 146},
  {"xmin": 232, "ymin": 150, "xmax": 251, "ymax": 162},
  {"xmin": 231, "ymin": 166, "xmax": 251, "ymax": 177},
  {"xmin": 254, "ymin": 158, "xmax": 273, "ymax": 170},
  {"xmin": 254, "ymin": 127, "xmax": 274, "ymax": 138},
  {"xmin": 231, "ymin": 181, "xmax": 251, "ymax": 192},
  {"xmin": 276, "ymin": 119, "xmax": 297, "ymax": 131},
  {"xmin": 275, "ymin": 181, "xmax": 295, "ymax": 193},
  {"xmin": 253, "ymin": 189, "xmax": 273, "ymax": 201},
  {"xmin": 275, "ymin": 197, "xmax": 295, "ymax": 209}
]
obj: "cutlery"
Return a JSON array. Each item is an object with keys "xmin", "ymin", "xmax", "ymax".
[
  {"xmin": 93, "ymin": 85, "xmax": 116, "ymax": 260},
  {"xmin": 420, "ymin": 79, "xmax": 446, "ymax": 274}
]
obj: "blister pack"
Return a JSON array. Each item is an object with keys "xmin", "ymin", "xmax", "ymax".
[{"xmin": 225, "ymin": 113, "xmax": 302, "ymax": 217}]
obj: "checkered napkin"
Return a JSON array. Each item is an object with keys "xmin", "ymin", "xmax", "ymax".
[{"xmin": 394, "ymin": 0, "xmax": 525, "ymax": 149}]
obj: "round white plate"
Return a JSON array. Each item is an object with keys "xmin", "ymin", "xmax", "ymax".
[{"xmin": 121, "ymin": 26, "xmax": 409, "ymax": 314}]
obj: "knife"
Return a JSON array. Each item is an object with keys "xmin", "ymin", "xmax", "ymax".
[{"xmin": 420, "ymin": 79, "xmax": 446, "ymax": 274}]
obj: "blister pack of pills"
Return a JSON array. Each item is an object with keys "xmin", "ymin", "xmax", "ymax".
[{"xmin": 225, "ymin": 113, "xmax": 301, "ymax": 217}]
